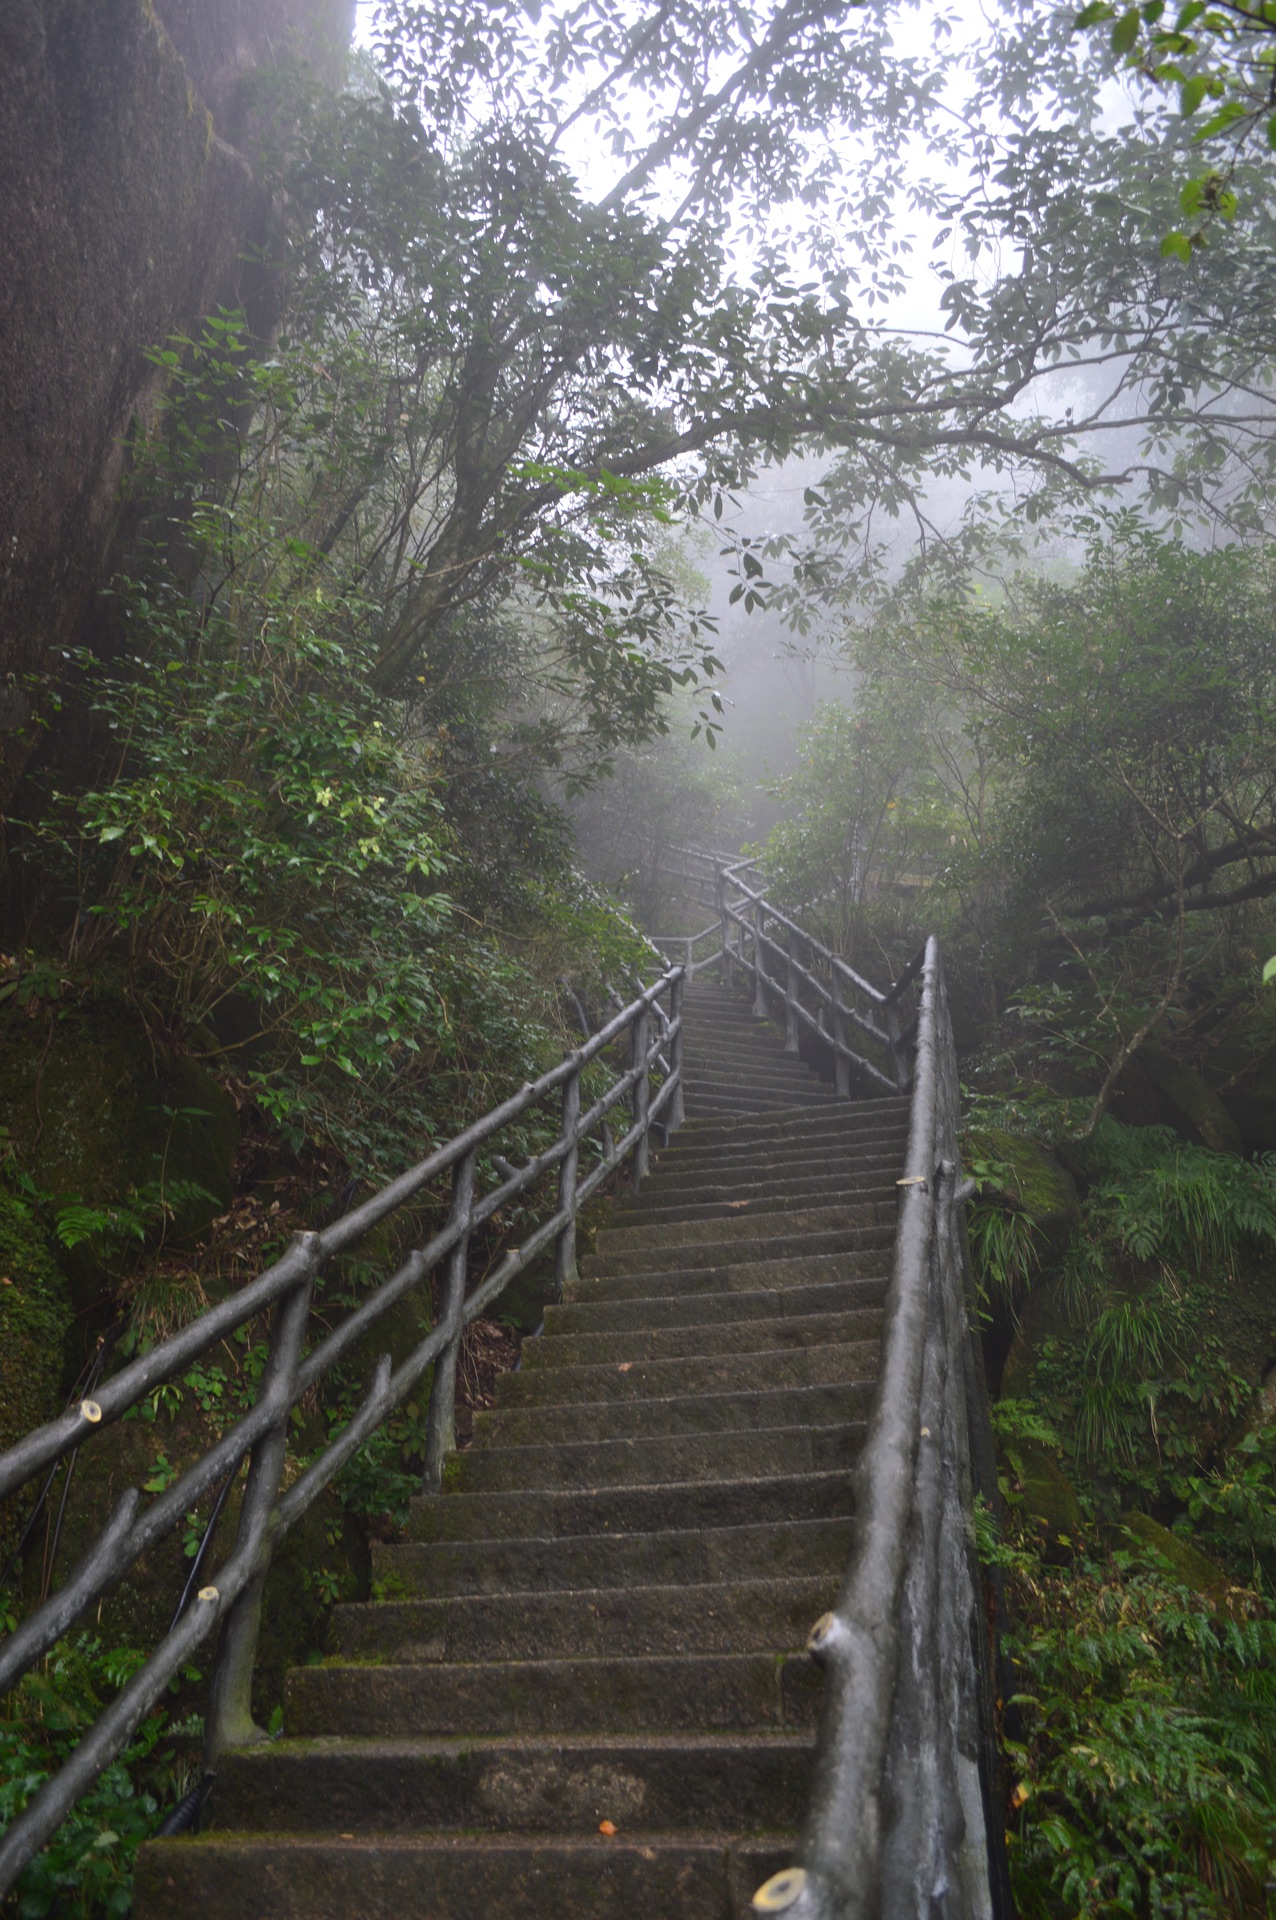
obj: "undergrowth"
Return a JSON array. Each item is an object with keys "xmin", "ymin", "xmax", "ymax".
[
  {"xmin": 997, "ymin": 1507, "xmax": 1276, "ymax": 1920},
  {"xmin": 0, "ymin": 1635, "xmax": 202, "ymax": 1920},
  {"xmin": 981, "ymin": 1120, "xmax": 1276, "ymax": 1916}
]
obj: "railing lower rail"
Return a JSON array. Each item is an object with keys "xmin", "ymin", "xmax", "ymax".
[
  {"xmin": 0, "ymin": 967, "xmax": 686, "ymax": 1896},
  {"xmin": 654, "ymin": 856, "xmax": 912, "ymax": 1092},
  {"xmin": 752, "ymin": 940, "xmax": 1005, "ymax": 1920}
]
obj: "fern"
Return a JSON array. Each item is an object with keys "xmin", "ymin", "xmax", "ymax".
[
  {"xmin": 1081, "ymin": 1120, "xmax": 1276, "ymax": 1270},
  {"xmin": 968, "ymin": 1198, "xmax": 1044, "ymax": 1306}
]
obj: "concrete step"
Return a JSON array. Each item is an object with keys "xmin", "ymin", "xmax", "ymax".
[
  {"xmin": 515, "ymin": 1307, "xmax": 884, "ymax": 1371},
  {"xmin": 285, "ymin": 1649, "xmax": 822, "ymax": 1739},
  {"xmin": 683, "ymin": 1003, "xmax": 790, "ymax": 1022},
  {"xmin": 681, "ymin": 1050, "xmax": 827, "ymax": 1079},
  {"xmin": 661, "ymin": 1115, "xmax": 907, "ymax": 1155},
  {"xmin": 492, "ymin": 1340, "xmax": 881, "ymax": 1411},
  {"xmin": 209, "ymin": 1730, "xmax": 817, "ymax": 1836},
  {"xmin": 641, "ymin": 1153, "xmax": 901, "ymax": 1195},
  {"xmin": 406, "ymin": 1467, "xmax": 857, "ymax": 1545},
  {"xmin": 624, "ymin": 1173, "xmax": 898, "ymax": 1216},
  {"xmin": 449, "ymin": 1420, "xmax": 864, "ymax": 1494},
  {"xmin": 583, "ymin": 1224, "xmax": 895, "ymax": 1279},
  {"xmin": 682, "ymin": 1045, "xmax": 803, "ymax": 1067},
  {"xmin": 682, "ymin": 1053, "xmax": 825, "ymax": 1086},
  {"xmin": 136, "ymin": 1829, "xmax": 796, "ymax": 1920},
  {"xmin": 564, "ymin": 1251, "xmax": 892, "ymax": 1305},
  {"xmin": 544, "ymin": 1276, "xmax": 886, "ymax": 1336},
  {"xmin": 332, "ymin": 1573, "xmax": 835, "ymax": 1664},
  {"xmin": 683, "ymin": 1088, "xmax": 832, "ymax": 1113},
  {"xmin": 372, "ymin": 1513, "xmax": 854, "ymax": 1599},
  {"xmin": 670, "ymin": 1101, "xmax": 908, "ymax": 1149},
  {"xmin": 634, "ymin": 1153, "xmax": 903, "ymax": 1201},
  {"xmin": 683, "ymin": 1010, "xmax": 789, "ymax": 1034},
  {"xmin": 640, "ymin": 1155, "xmax": 902, "ymax": 1197},
  {"xmin": 606, "ymin": 1183, "xmax": 896, "ymax": 1233},
  {"xmin": 682, "ymin": 1084, "xmax": 831, "ymax": 1112},
  {"xmin": 651, "ymin": 1123, "xmax": 905, "ymax": 1160}
]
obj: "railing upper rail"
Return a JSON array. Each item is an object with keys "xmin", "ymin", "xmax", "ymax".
[
  {"xmin": 752, "ymin": 940, "xmax": 1003, "ymax": 1920},
  {"xmin": 709, "ymin": 857, "xmax": 916, "ymax": 1096},
  {"xmin": 0, "ymin": 965, "xmax": 687, "ymax": 1897}
]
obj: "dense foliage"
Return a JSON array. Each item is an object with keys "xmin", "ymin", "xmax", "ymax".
[{"xmin": 995, "ymin": 1482, "xmax": 1276, "ymax": 1919}]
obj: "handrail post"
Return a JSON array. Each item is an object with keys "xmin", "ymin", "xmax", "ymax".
[
  {"xmin": 421, "ymin": 1148, "xmax": 477, "ymax": 1494},
  {"xmin": 717, "ymin": 865, "xmax": 732, "ymax": 987},
  {"xmin": 553, "ymin": 1060, "xmax": 582, "ymax": 1301},
  {"xmin": 668, "ymin": 972, "xmax": 686, "ymax": 1132},
  {"xmin": 204, "ymin": 1247, "xmax": 316, "ymax": 1763},
  {"xmin": 784, "ymin": 933, "xmax": 800, "ymax": 1054},
  {"xmin": 885, "ymin": 995, "xmax": 909, "ymax": 1089},
  {"xmin": 631, "ymin": 1007, "xmax": 651, "ymax": 1189},
  {"xmin": 832, "ymin": 964, "xmax": 851, "ymax": 1098},
  {"xmin": 752, "ymin": 898, "xmax": 767, "ymax": 1018}
]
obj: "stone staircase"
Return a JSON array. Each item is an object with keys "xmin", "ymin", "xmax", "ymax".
[{"xmin": 135, "ymin": 982, "xmax": 910, "ymax": 1920}]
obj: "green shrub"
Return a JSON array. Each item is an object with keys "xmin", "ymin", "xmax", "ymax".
[{"xmin": 0, "ymin": 1636, "xmax": 199, "ymax": 1920}]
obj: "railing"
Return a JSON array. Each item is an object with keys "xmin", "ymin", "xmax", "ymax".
[
  {"xmin": 0, "ymin": 967, "xmax": 686, "ymax": 1897},
  {"xmin": 752, "ymin": 938, "xmax": 1006, "ymax": 1920},
  {"xmin": 654, "ymin": 856, "xmax": 918, "ymax": 1092}
]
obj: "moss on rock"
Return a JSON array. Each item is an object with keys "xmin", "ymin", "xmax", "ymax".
[
  {"xmin": 1198, "ymin": 996, "xmax": 1276, "ymax": 1154},
  {"xmin": 1119, "ymin": 1512, "xmax": 1233, "ymax": 1603},
  {"xmin": 0, "ymin": 1192, "xmax": 72, "ymax": 1554},
  {"xmin": 963, "ymin": 1126, "xmax": 1080, "ymax": 1255},
  {"xmin": 0, "ymin": 1192, "xmax": 72, "ymax": 1438},
  {"xmin": 0, "ymin": 994, "xmax": 238, "ymax": 1270},
  {"xmin": 1114, "ymin": 1047, "xmax": 1243, "ymax": 1156},
  {"xmin": 1010, "ymin": 1439, "xmax": 1084, "ymax": 1561}
]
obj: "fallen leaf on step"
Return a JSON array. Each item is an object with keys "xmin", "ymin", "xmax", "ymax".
[
  {"xmin": 724, "ymin": 1200, "xmax": 750, "ymax": 1209},
  {"xmin": 617, "ymin": 1362, "xmax": 633, "ymax": 1372},
  {"xmin": 599, "ymin": 1820, "xmax": 617, "ymax": 1836}
]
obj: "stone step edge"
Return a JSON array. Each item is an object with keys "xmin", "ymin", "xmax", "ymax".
[
  {"xmin": 374, "ymin": 1513, "xmax": 853, "ymax": 1579},
  {"xmin": 408, "ymin": 1464, "xmax": 857, "ymax": 1519}
]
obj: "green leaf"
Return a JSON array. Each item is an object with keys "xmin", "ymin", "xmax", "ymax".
[
  {"xmin": 1179, "ymin": 73, "xmax": 1207, "ymax": 115},
  {"xmin": 1075, "ymin": 1, "xmax": 1116, "ymax": 23},
  {"xmin": 1262, "ymin": 956, "xmax": 1276, "ymax": 987},
  {"xmin": 1160, "ymin": 230, "xmax": 1193, "ymax": 261},
  {"xmin": 1195, "ymin": 99, "xmax": 1250, "ymax": 141},
  {"xmin": 1111, "ymin": 9, "xmax": 1141, "ymax": 52}
]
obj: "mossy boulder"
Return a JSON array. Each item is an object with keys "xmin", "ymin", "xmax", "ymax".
[
  {"xmin": 1119, "ymin": 1512, "xmax": 1234, "ymax": 1605},
  {"xmin": 963, "ymin": 1126, "xmax": 1080, "ymax": 1262},
  {"xmin": 1114, "ymin": 1046, "xmax": 1243, "ymax": 1156},
  {"xmin": 1197, "ymin": 996, "xmax": 1276, "ymax": 1155},
  {"xmin": 1007, "ymin": 1438, "xmax": 1083, "ymax": 1561},
  {"xmin": 965, "ymin": 1127, "xmax": 1081, "ymax": 1393},
  {"xmin": 0, "ymin": 994, "xmax": 238, "ymax": 1277},
  {"xmin": 1242, "ymin": 1360, "xmax": 1276, "ymax": 1442},
  {"xmin": 0, "ymin": 1193, "xmax": 73, "ymax": 1557}
]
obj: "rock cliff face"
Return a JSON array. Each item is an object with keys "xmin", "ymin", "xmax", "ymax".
[{"xmin": 0, "ymin": 0, "xmax": 353, "ymax": 799}]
